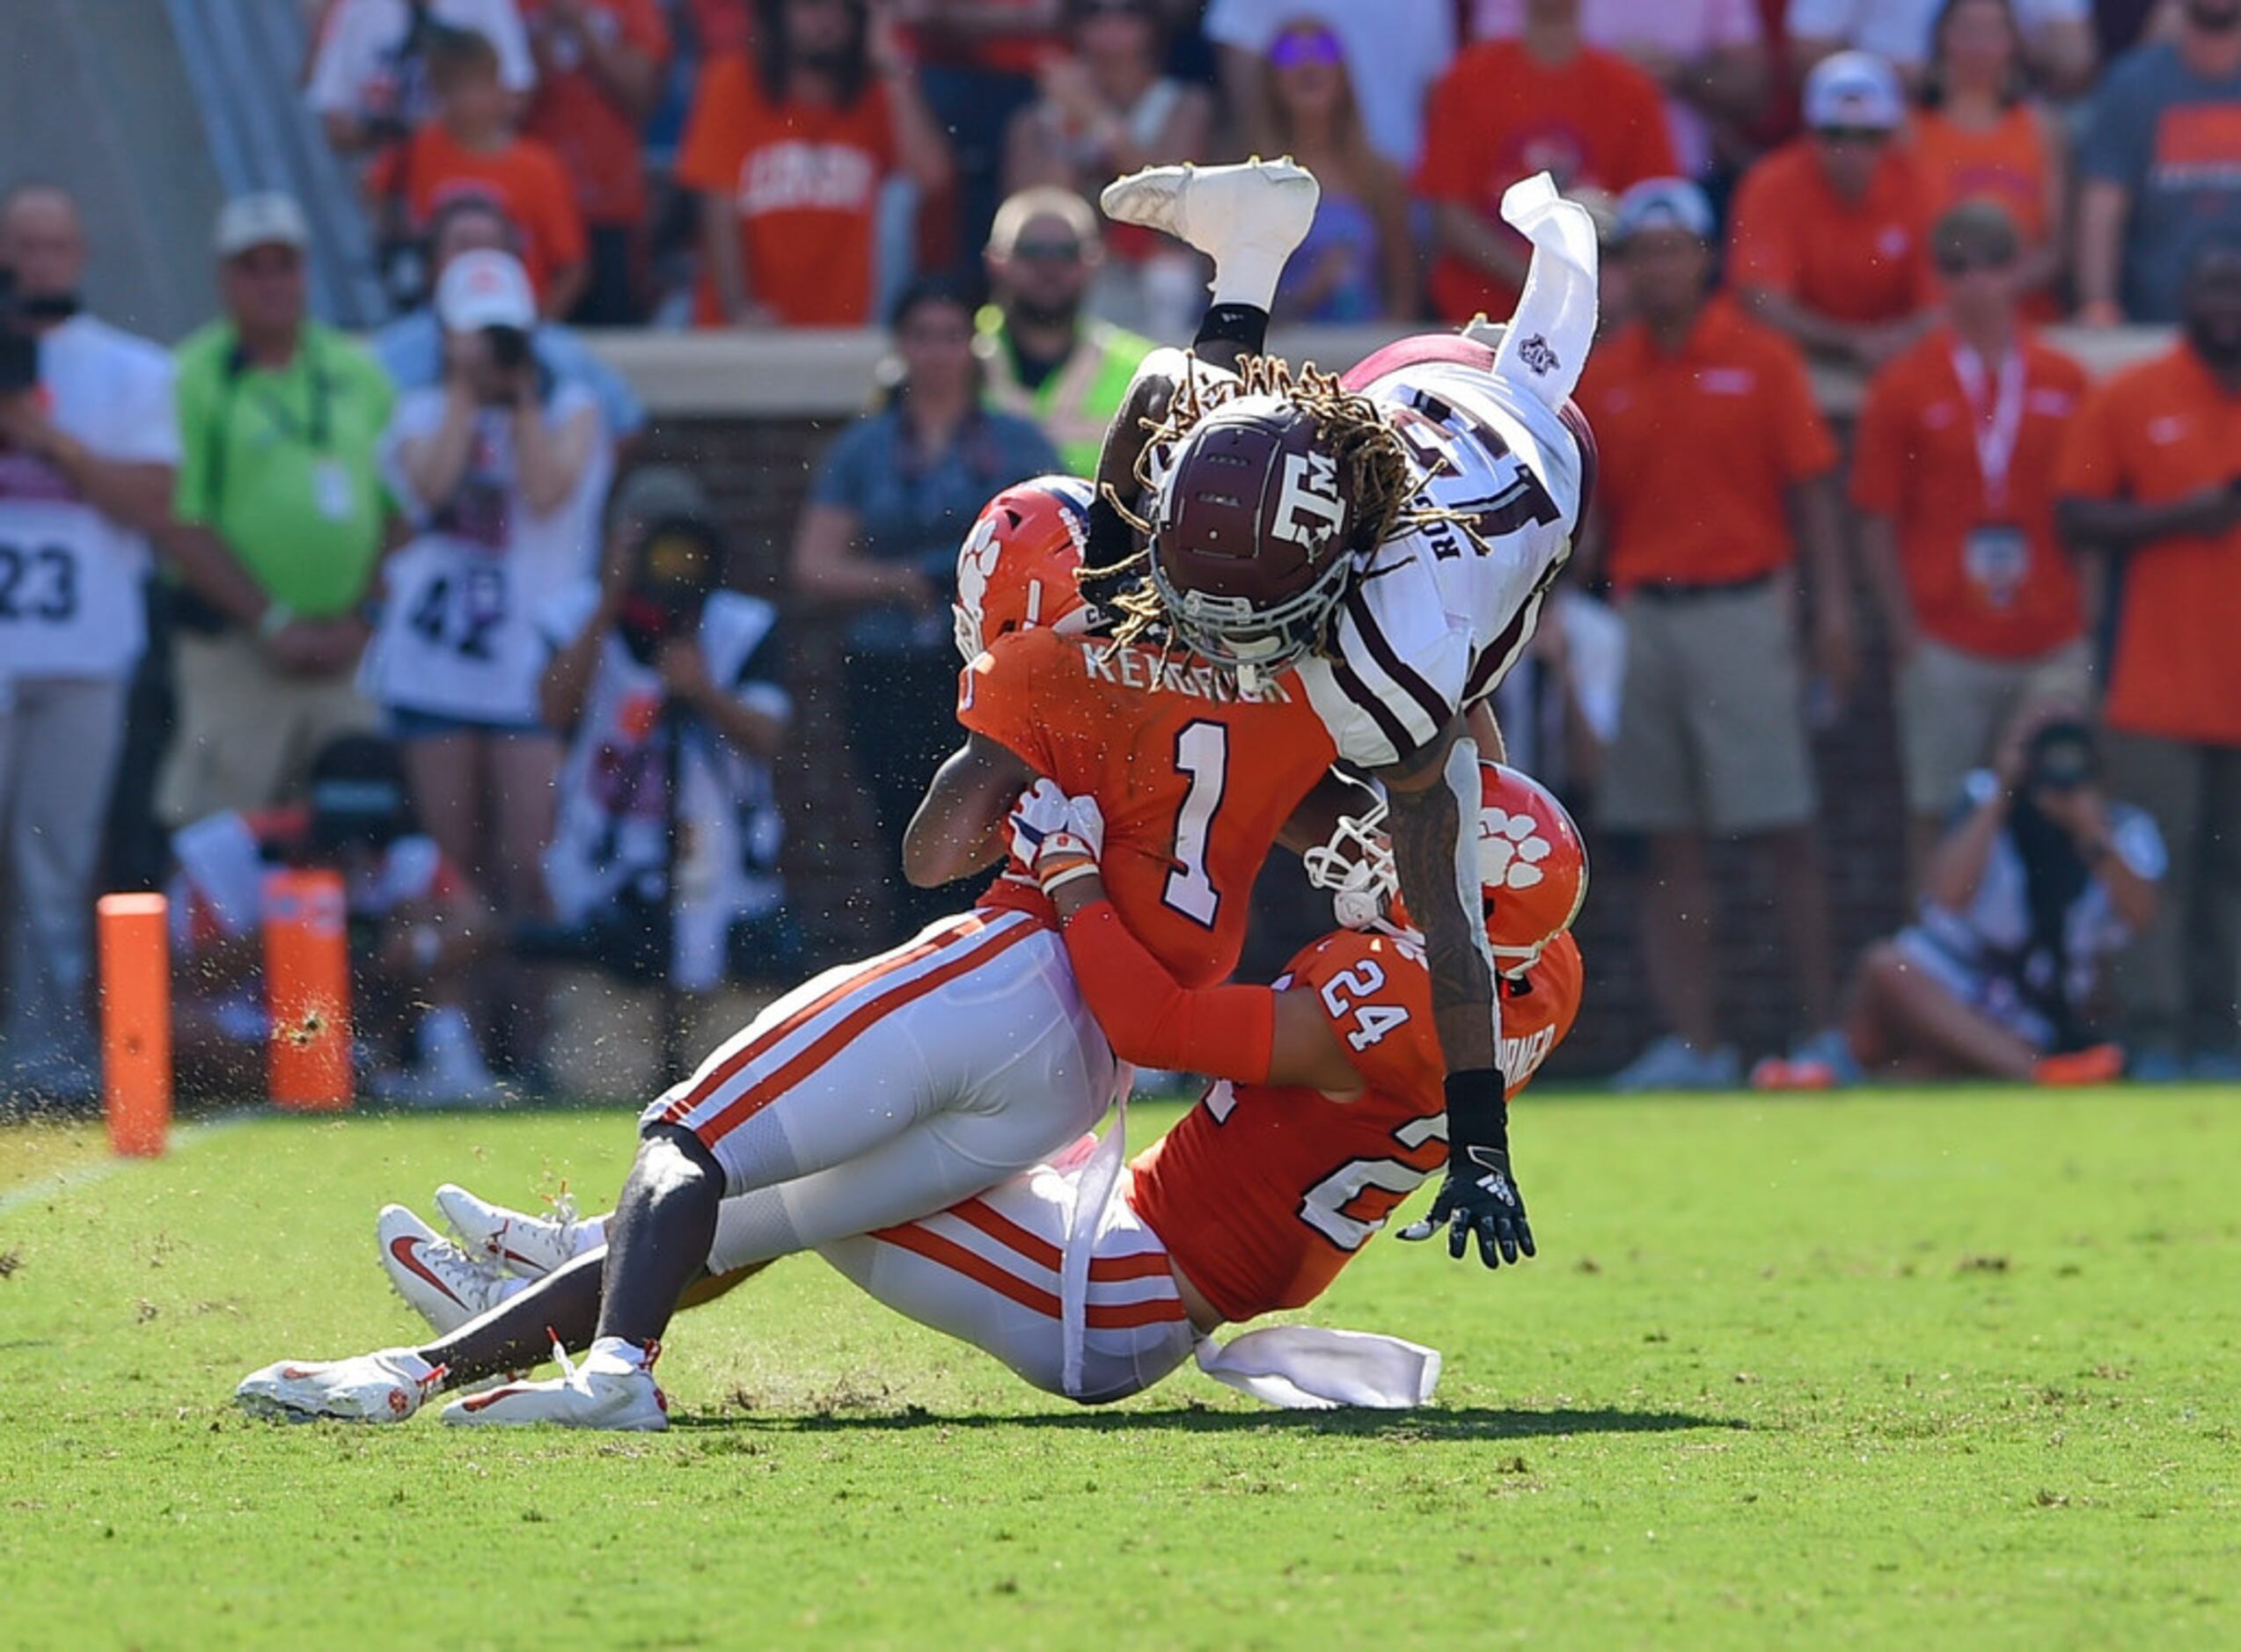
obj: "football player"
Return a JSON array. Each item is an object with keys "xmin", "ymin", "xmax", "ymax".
[
  {"xmin": 1072, "ymin": 157, "xmax": 1602, "ymax": 1277},
  {"xmin": 237, "ymin": 476, "xmax": 1343, "ymax": 1426},
  {"xmin": 247, "ymin": 763, "xmax": 1587, "ymax": 1421}
]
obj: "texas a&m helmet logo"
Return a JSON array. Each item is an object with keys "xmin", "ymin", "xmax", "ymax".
[{"xmin": 1271, "ymin": 450, "xmax": 1347, "ymax": 552}]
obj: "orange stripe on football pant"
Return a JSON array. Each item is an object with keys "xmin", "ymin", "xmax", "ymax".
[
  {"xmin": 872, "ymin": 1223, "xmax": 1187, "ymax": 1329},
  {"xmin": 949, "ymin": 1197, "xmax": 1179, "ymax": 1283},
  {"xmin": 663, "ymin": 915, "xmax": 990, "ymax": 1123},
  {"xmin": 690, "ymin": 917, "xmax": 1044, "ymax": 1147}
]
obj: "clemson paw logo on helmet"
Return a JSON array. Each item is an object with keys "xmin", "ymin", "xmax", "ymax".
[
  {"xmin": 956, "ymin": 515, "xmax": 1002, "ymax": 620},
  {"xmin": 1479, "ymin": 808, "xmax": 1550, "ymax": 889}
]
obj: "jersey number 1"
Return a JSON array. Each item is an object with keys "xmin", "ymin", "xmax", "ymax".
[{"xmin": 1162, "ymin": 720, "xmax": 1227, "ymax": 928}]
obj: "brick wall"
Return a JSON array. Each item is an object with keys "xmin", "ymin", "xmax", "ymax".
[{"xmin": 642, "ymin": 412, "xmax": 1915, "ymax": 1080}]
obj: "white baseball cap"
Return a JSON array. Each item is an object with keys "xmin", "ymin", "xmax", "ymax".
[
  {"xmin": 215, "ymin": 192, "xmax": 310, "ymax": 259},
  {"xmin": 1803, "ymin": 50, "xmax": 1906, "ymax": 132},
  {"xmin": 436, "ymin": 248, "xmax": 536, "ymax": 332},
  {"xmin": 1615, "ymin": 178, "xmax": 1716, "ymax": 244}
]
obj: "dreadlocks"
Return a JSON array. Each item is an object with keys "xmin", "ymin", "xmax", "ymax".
[{"xmin": 1086, "ymin": 354, "xmax": 1421, "ymax": 653}]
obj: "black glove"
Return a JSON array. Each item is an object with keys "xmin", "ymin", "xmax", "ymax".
[{"xmin": 1399, "ymin": 1068, "xmax": 1534, "ymax": 1268}]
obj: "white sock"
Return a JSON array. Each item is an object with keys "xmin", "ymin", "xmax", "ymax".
[{"xmin": 587, "ymin": 1334, "xmax": 654, "ymax": 1371}]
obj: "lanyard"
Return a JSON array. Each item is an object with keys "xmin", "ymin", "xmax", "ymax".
[{"xmin": 1950, "ymin": 342, "xmax": 2026, "ymax": 514}]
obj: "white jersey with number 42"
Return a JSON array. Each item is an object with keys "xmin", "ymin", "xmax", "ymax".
[{"xmin": 1295, "ymin": 358, "xmax": 1586, "ymax": 771}]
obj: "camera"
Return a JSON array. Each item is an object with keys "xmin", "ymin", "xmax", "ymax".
[
  {"xmin": 485, "ymin": 323, "xmax": 531, "ymax": 372},
  {"xmin": 2023, "ymin": 719, "xmax": 2097, "ymax": 795},
  {"xmin": 0, "ymin": 267, "xmax": 41, "ymax": 397},
  {"xmin": 617, "ymin": 516, "xmax": 722, "ymax": 656}
]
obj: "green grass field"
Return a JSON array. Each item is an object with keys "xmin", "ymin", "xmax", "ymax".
[{"xmin": 2, "ymin": 1087, "xmax": 2236, "ymax": 1649}]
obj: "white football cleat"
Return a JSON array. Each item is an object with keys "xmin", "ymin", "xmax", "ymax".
[
  {"xmin": 377, "ymin": 1203, "xmax": 515, "ymax": 1335},
  {"xmin": 435, "ymin": 1181, "xmax": 603, "ymax": 1281},
  {"xmin": 236, "ymin": 1348, "xmax": 443, "ymax": 1423},
  {"xmin": 1100, "ymin": 157, "xmax": 1320, "ymax": 290},
  {"xmin": 442, "ymin": 1336, "xmax": 668, "ymax": 1431}
]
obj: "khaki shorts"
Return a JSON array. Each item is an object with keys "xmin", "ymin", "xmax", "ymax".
[
  {"xmin": 1599, "ymin": 581, "xmax": 1817, "ymax": 836},
  {"xmin": 157, "ymin": 629, "xmax": 377, "ymax": 825},
  {"xmin": 1895, "ymin": 637, "xmax": 2093, "ymax": 816}
]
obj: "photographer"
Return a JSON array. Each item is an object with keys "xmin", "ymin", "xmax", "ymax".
[
  {"xmin": 0, "ymin": 184, "xmax": 180, "ymax": 1105},
  {"xmin": 1767, "ymin": 711, "xmax": 2164, "ymax": 1087},
  {"xmin": 534, "ymin": 467, "xmax": 793, "ymax": 992},
  {"xmin": 360, "ymin": 247, "xmax": 611, "ymax": 927},
  {"xmin": 167, "ymin": 734, "xmax": 498, "ymax": 1103}
]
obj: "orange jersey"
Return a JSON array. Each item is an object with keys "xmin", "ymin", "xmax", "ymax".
[
  {"xmin": 959, "ymin": 627, "xmax": 1337, "ymax": 989},
  {"xmin": 1131, "ymin": 929, "xmax": 1584, "ymax": 1326}
]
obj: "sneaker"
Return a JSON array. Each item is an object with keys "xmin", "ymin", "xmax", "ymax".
[
  {"xmin": 236, "ymin": 1348, "xmax": 443, "ymax": 1423},
  {"xmin": 1100, "ymin": 157, "xmax": 1319, "ymax": 274},
  {"xmin": 442, "ymin": 1336, "xmax": 667, "ymax": 1431},
  {"xmin": 2035, "ymin": 1043, "xmax": 2125, "ymax": 1087},
  {"xmin": 2187, "ymin": 1049, "xmax": 2241, "ymax": 1083},
  {"xmin": 377, "ymin": 1204, "xmax": 515, "ymax": 1336},
  {"xmin": 1749, "ymin": 1056, "xmax": 1838, "ymax": 1092},
  {"xmin": 436, "ymin": 1182, "xmax": 604, "ymax": 1280},
  {"xmin": 1611, "ymin": 1034, "xmax": 1740, "ymax": 1093},
  {"xmin": 2127, "ymin": 1044, "xmax": 2185, "ymax": 1083},
  {"xmin": 1789, "ymin": 1027, "xmax": 1863, "ymax": 1085}
]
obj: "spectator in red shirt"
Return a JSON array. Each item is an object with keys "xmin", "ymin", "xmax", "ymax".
[
  {"xmin": 1729, "ymin": 49, "xmax": 1938, "ymax": 369},
  {"xmin": 1574, "ymin": 178, "xmax": 1854, "ymax": 1091},
  {"xmin": 903, "ymin": 1, "xmax": 1069, "ymax": 277},
  {"xmin": 2055, "ymin": 242, "xmax": 2241, "ymax": 1079},
  {"xmin": 1853, "ymin": 201, "xmax": 2091, "ymax": 881},
  {"xmin": 1416, "ymin": 0, "xmax": 1677, "ymax": 324},
  {"xmin": 676, "ymin": 0, "xmax": 953, "ymax": 328},
  {"xmin": 373, "ymin": 26, "xmax": 590, "ymax": 316},
  {"xmin": 519, "ymin": 0, "xmax": 672, "ymax": 325}
]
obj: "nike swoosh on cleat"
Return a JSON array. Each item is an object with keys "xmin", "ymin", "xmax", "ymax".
[
  {"xmin": 501, "ymin": 1246, "xmax": 544, "ymax": 1270},
  {"xmin": 389, "ymin": 1236, "xmax": 467, "ymax": 1309},
  {"xmin": 458, "ymin": 1385, "xmax": 528, "ymax": 1412}
]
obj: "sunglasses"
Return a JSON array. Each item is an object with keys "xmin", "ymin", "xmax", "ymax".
[
  {"xmin": 1814, "ymin": 125, "xmax": 1891, "ymax": 145},
  {"xmin": 1012, "ymin": 238, "xmax": 1085, "ymax": 263},
  {"xmin": 1269, "ymin": 29, "xmax": 1344, "ymax": 68}
]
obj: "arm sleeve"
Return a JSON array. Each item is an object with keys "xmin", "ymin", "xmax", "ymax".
[
  {"xmin": 806, "ymin": 420, "xmax": 876, "ymax": 509},
  {"xmin": 2052, "ymin": 382, "xmax": 2125, "ymax": 500},
  {"xmin": 1847, "ymin": 369, "xmax": 1908, "ymax": 511},
  {"xmin": 2075, "ymin": 67, "xmax": 2148, "ymax": 187},
  {"xmin": 1770, "ymin": 342, "xmax": 1839, "ymax": 479},
  {"xmin": 1725, "ymin": 164, "xmax": 1796, "ymax": 296},
  {"xmin": 674, "ymin": 55, "xmax": 747, "ymax": 193},
  {"xmin": 1060, "ymin": 900, "xmax": 1277, "ymax": 1083}
]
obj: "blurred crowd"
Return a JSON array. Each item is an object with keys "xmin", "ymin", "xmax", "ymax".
[{"xmin": 2, "ymin": 0, "xmax": 2238, "ymax": 1107}]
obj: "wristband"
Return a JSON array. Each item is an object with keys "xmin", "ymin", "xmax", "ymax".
[
  {"xmin": 1443, "ymin": 1067, "xmax": 1510, "ymax": 1156},
  {"xmin": 257, "ymin": 601, "xmax": 297, "ymax": 641},
  {"xmin": 1037, "ymin": 860, "xmax": 1102, "ymax": 896}
]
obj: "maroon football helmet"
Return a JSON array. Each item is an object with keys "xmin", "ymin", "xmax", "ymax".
[{"xmin": 1148, "ymin": 394, "xmax": 1359, "ymax": 676}]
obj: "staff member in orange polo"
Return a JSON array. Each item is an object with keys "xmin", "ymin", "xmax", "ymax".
[
  {"xmin": 1729, "ymin": 50, "xmax": 1938, "ymax": 370},
  {"xmin": 1575, "ymin": 178, "xmax": 1857, "ymax": 1093},
  {"xmin": 2056, "ymin": 242, "xmax": 2241, "ymax": 1081},
  {"xmin": 1853, "ymin": 201, "xmax": 2092, "ymax": 882}
]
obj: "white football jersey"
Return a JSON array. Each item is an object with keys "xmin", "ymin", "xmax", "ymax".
[
  {"xmin": 0, "ymin": 316, "xmax": 179, "ymax": 682},
  {"xmin": 361, "ymin": 380, "xmax": 611, "ymax": 725},
  {"xmin": 1296, "ymin": 359, "xmax": 1586, "ymax": 771}
]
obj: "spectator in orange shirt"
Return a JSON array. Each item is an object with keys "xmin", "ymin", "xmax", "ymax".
[
  {"xmin": 519, "ymin": 0, "xmax": 671, "ymax": 325},
  {"xmin": 1854, "ymin": 201, "xmax": 2091, "ymax": 881},
  {"xmin": 1416, "ymin": 0, "xmax": 1676, "ymax": 325},
  {"xmin": 1573, "ymin": 179, "xmax": 1855, "ymax": 1091},
  {"xmin": 373, "ymin": 26, "xmax": 590, "ymax": 316},
  {"xmin": 2055, "ymin": 242, "xmax": 2241, "ymax": 1079},
  {"xmin": 676, "ymin": 0, "xmax": 953, "ymax": 328},
  {"xmin": 1730, "ymin": 49, "xmax": 1938, "ymax": 368},
  {"xmin": 1911, "ymin": 0, "xmax": 2070, "ymax": 317}
]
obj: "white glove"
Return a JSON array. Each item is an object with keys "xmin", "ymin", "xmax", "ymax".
[{"xmin": 1007, "ymin": 782, "xmax": 1106, "ymax": 895}]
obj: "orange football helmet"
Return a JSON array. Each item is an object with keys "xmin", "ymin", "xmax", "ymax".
[
  {"xmin": 1304, "ymin": 761, "xmax": 1588, "ymax": 975},
  {"xmin": 952, "ymin": 474, "xmax": 1095, "ymax": 662}
]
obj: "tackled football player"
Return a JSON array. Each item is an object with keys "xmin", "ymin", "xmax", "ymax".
[
  {"xmin": 261, "ymin": 763, "xmax": 1588, "ymax": 1420},
  {"xmin": 1073, "ymin": 158, "xmax": 1601, "ymax": 1271}
]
